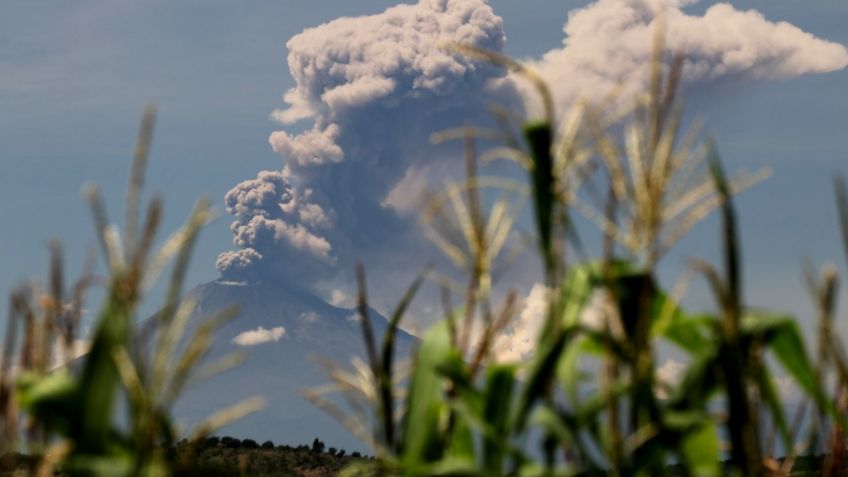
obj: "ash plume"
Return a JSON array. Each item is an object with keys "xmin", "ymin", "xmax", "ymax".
[
  {"xmin": 216, "ymin": 170, "xmax": 334, "ymax": 284},
  {"xmin": 218, "ymin": 0, "xmax": 847, "ymax": 311},
  {"xmin": 217, "ymin": 0, "xmax": 521, "ymax": 288},
  {"xmin": 523, "ymin": 0, "xmax": 848, "ymax": 108}
]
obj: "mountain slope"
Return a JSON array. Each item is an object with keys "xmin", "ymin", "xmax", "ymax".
[{"xmin": 171, "ymin": 280, "xmax": 416, "ymax": 452}]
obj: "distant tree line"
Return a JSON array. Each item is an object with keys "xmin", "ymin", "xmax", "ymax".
[{"xmin": 162, "ymin": 436, "xmax": 368, "ymax": 477}]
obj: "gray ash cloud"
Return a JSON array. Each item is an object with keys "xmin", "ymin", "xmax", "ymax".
[{"xmin": 217, "ymin": 0, "xmax": 520, "ymax": 286}]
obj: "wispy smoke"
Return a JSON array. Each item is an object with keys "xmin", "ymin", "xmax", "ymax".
[
  {"xmin": 217, "ymin": 0, "xmax": 518, "ymax": 286},
  {"xmin": 523, "ymin": 0, "xmax": 848, "ymax": 108}
]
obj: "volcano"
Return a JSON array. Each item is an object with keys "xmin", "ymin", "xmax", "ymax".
[{"xmin": 170, "ymin": 279, "xmax": 417, "ymax": 452}]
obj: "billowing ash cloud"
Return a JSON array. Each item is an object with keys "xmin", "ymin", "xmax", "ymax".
[
  {"xmin": 216, "ymin": 170, "xmax": 334, "ymax": 283},
  {"xmin": 232, "ymin": 326, "xmax": 287, "ymax": 346},
  {"xmin": 523, "ymin": 0, "xmax": 848, "ymax": 108},
  {"xmin": 218, "ymin": 0, "xmax": 847, "ymax": 307},
  {"xmin": 218, "ymin": 0, "xmax": 520, "ymax": 286}
]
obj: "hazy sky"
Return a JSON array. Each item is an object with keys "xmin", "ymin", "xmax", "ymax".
[{"xmin": 2, "ymin": 0, "xmax": 847, "ymax": 338}]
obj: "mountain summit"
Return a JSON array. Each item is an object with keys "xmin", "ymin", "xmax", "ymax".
[{"xmin": 172, "ymin": 279, "xmax": 416, "ymax": 451}]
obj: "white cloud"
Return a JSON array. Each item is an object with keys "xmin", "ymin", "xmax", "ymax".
[
  {"xmin": 655, "ymin": 358, "xmax": 686, "ymax": 399},
  {"xmin": 495, "ymin": 283, "xmax": 548, "ymax": 362},
  {"xmin": 328, "ymin": 289, "xmax": 351, "ymax": 308},
  {"xmin": 232, "ymin": 326, "xmax": 286, "ymax": 346},
  {"xmin": 493, "ymin": 285, "xmax": 613, "ymax": 362},
  {"xmin": 521, "ymin": 0, "xmax": 848, "ymax": 111},
  {"xmin": 656, "ymin": 358, "xmax": 685, "ymax": 386},
  {"xmin": 581, "ymin": 290, "xmax": 608, "ymax": 332}
]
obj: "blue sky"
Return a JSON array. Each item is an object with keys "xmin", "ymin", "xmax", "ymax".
[{"xmin": 1, "ymin": 0, "xmax": 847, "ymax": 336}]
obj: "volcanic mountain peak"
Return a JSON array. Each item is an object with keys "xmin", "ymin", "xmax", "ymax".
[{"xmin": 173, "ymin": 279, "xmax": 416, "ymax": 451}]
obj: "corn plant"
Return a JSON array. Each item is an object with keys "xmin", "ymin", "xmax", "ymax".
[
  {"xmin": 319, "ymin": 31, "xmax": 840, "ymax": 477},
  {"xmin": 1, "ymin": 105, "xmax": 261, "ymax": 476}
]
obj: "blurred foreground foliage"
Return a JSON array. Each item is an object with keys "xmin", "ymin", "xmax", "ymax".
[
  {"xmin": 1, "ymin": 26, "xmax": 847, "ymax": 477},
  {"xmin": 318, "ymin": 35, "xmax": 848, "ymax": 477},
  {"xmin": 0, "ymin": 106, "xmax": 262, "ymax": 476}
]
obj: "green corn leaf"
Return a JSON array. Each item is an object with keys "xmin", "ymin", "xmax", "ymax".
[
  {"xmin": 514, "ymin": 326, "xmax": 572, "ymax": 433},
  {"xmin": 557, "ymin": 262, "xmax": 600, "ymax": 329},
  {"xmin": 667, "ymin": 351, "xmax": 720, "ymax": 412},
  {"xmin": 402, "ymin": 321, "xmax": 454, "ymax": 467},
  {"xmin": 75, "ymin": 296, "xmax": 134, "ymax": 454},
  {"xmin": 63, "ymin": 453, "xmax": 135, "ymax": 477},
  {"xmin": 438, "ymin": 362, "xmax": 479, "ymax": 414},
  {"xmin": 482, "ymin": 364, "xmax": 516, "ymax": 474},
  {"xmin": 16, "ymin": 370, "xmax": 76, "ymax": 409},
  {"xmin": 377, "ymin": 271, "xmax": 426, "ymax": 450},
  {"xmin": 16, "ymin": 370, "xmax": 78, "ymax": 434},
  {"xmin": 680, "ymin": 418, "xmax": 721, "ymax": 477},
  {"xmin": 757, "ymin": 365, "xmax": 791, "ymax": 454},
  {"xmin": 447, "ymin": 391, "xmax": 533, "ymax": 472},
  {"xmin": 419, "ymin": 458, "xmax": 487, "ymax": 477},
  {"xmin": 446, "ymin": 419, "xmax": 476, "ymax": 463},
  {"xmin": 742, "ymin": 310, "xmax": 836, "ymax": 419},
  {"xmin": 742, "ymin": 312, "xmax": 817, "ymax": 398},
  {"xmin": 513, "ymin": 262, "xmax": 609, "ymax": 433},
  {"xmin": 523, "ymin": 121, "xmax": 555, "ymax": 270},
  {"xmin": 575, "ymin": 380, "xmax": 630, "ymax": 435},
  {"xmin": 556, "ymin": 334, "xmax": 603, "ymax": 405},
  {"xmin": 657, "ymin": 312, "xmax": 713, "ymax": 354},
  {"xmin": 530, "ymin": 404, "xmax": 604, "ymax": 471},
  {"xmin": 650, "ymin": 281, "xmax": 713, "ymax": 353},
  {"xmin": 381, "ymin": 270, "xmax": 426, "ymax": 369},
  {"xmin": 611, "ymin": 271, "xmax": 655, "ymax": 340}
]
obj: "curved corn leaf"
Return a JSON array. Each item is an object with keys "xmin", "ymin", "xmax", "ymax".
[
  {"xmin": 16, "ymin": 370, "xmax": 78, "ymax": 434},
  {"xmin": 524, "ymin": 121, "xmax": 555, "ymax": 271},
  {"xmin": 402, "ymin": 321, "xmax": 455, "ymax": 467},
  {"xmin": 483, "ymin": 364, "xmax": 516, "ymax": 474},
  {"xmin": 514, "ymin": 326, "xmax": 572, "ymax": 433},
  {"xmin": 757, "ymin": 365, "xmax": 791, "ymax": 455},
  {"xmin": 679, "ymin": 418, "xmax": 720, "ymax": 477},
  {"xmin": 76, "ymin": 297, "xmax": 133, "ymax": 454},
  {"xmin": 741, "ymin": 311, "xmax": 827, "ymax": 409},
  {"xmin": 556, "ymin": 335, "xmax": 598, "ymax": 405}
]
